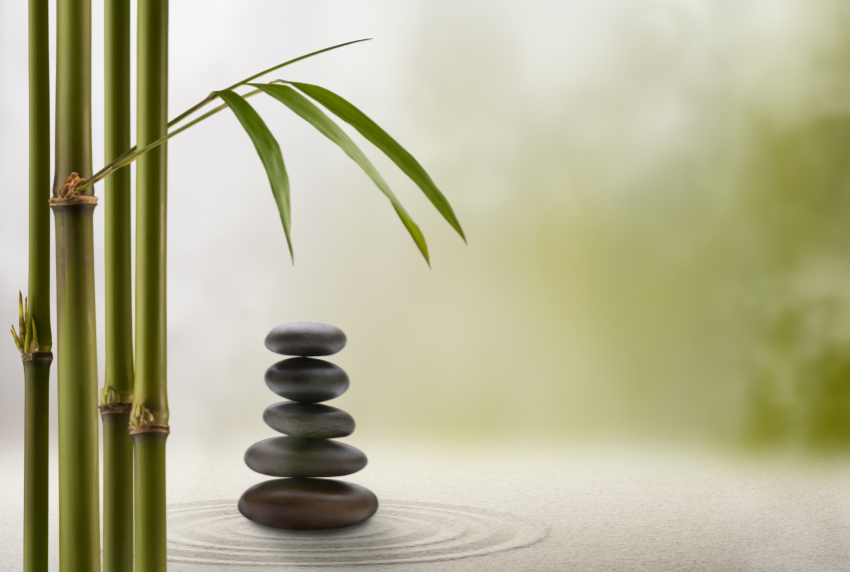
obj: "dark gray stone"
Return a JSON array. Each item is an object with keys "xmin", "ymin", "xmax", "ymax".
[
  {"xmin": 264, "ymin": 401, "xmax": 355, "ymax": 439},
  {"xmin": 265, "ymin": 358, "xmax": 349, "ymax": 403},
  {"xmin": 238, "ymin": 478, "xmax": 378, "ymax": 530},
  {"xmin": 244, "ymin": 437, "xmax": 367, "ymax": 478},
  {"xmin": 265, "ymin": 322, "xmax": 347, "ymax": 356}
]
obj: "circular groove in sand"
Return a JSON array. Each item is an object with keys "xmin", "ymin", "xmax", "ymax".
[{"xmin": 167, "ymin": 498, "xmax": 549, "ymax": 566}]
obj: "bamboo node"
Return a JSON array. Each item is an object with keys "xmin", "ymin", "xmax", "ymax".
[
  {"xmin": 129, "ymin": 424, "xmax": 170, "ymax": 436},
  {"xmin": 99, "ymin": 402, "xmax": 133, "ymax": 416},
  {"xmin": 21, "ymin": 351, "xmax": 53, "ymax": 363},
  {"xmin": 49, "ymin": 195, "xmax": 98, "ymax": 207}
]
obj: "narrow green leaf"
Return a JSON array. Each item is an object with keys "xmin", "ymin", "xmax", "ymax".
[
  {"xmin": 24, "ymin": 298, "xmax": 32, "ymax": 353},
  {"xmin": 251, "ymin": 83, "xmax": 430, "ymax": 265},
  {"xmin": 18, "ymin": 290, "xmax": 24, "ymax": 334},
  {"xmin": 168, "ymin": 39, "xmax": 371, "ymax": 129},
  {"xmin": 216, "ymin": 89, "xmax": 293, "ymax": 261},
  {"xmin": 21, "ymin": 296, "xmax": 32, "ymax": 353},
  {"xmin": 31, "ymin": 317, "xmax": 39, "ymax": 352},
  {"xmin": 290, "ymin": 82, "xmax": 466, "ymax": 243},
  {"xmin": 11, "ymin": 326, "xmax": 22, "ymax": 352},
  {"xmin": 224, "ymin": 39, "xmax": 371, "ymax": 92}
]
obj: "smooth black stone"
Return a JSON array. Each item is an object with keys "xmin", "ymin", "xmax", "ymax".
[
  {"xmin": 265, "ymin": 358, "xmax": 349, "ymax": 403},
  {"xmin": 264, "ymin": 402, "xmax": 355, "ymax": 439},
  {"xmin": 244, "ymin": 437, "xmax": 367, "ymax": 478},
  {"xmin": 238, "ymin": 478, "xmax": 378, "ymax": 530},
  {"xmin": 265, "ymin": 322, "xmax": 347, "ymax": 356}
]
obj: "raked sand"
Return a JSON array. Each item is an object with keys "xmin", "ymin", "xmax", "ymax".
[{"xmin": 2, "ymin": 440, "xmax": 849, "ymax": 571}]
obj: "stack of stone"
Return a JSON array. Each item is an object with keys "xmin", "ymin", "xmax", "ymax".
[{"xmin": 238, "ymin": 322, "xmax": 379, "ymax": 530}]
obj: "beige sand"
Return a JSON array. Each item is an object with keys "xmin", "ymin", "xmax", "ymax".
[{"xmin": 1, "ymin": 441, "xmax": 848, "ymax": 571}]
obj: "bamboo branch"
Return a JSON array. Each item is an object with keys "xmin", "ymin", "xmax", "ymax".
[
  {"xmin": 81, "ymin": 83, "xmax": 279, "ymax": 190},
  {"xmin": 80, "ymin": 38, "xmax": 371, "ymax": 192}
]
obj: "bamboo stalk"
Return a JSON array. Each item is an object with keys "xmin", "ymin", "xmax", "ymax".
[
  {"xmin": 132, "ymin": 1, "xmax": 170, "ymax": 570},
  {"xmin": 101, "ymin": 408, "xmax": 134, "ymax": 572},
  {"xmin": 52, "ymin": 0, "xmax": 100, "ymax": 570},
  {"xmin": 132, "ymin": 432, "xmax": 168, "ymax": 572},
  {"xmin": 24, "ymin": 1, "xmax": 52, "ymax": 571},
  {"xmin": 54, "ymin": 0, "xmax": 93, "ymax": 194},
  {"xmin": 22, "ymin": 354, "xmax": 51, "ymax": 572},
  {"xmin": 102, "ymin": 0, "xmax": 134, "ymax": 569},
  {"xmin": 52, "ymin": 200, "xmax": 100, "ymax": 572},
  {"xmin": 29, "ymin": 0, "xmax": 51, "ymax": 352}
]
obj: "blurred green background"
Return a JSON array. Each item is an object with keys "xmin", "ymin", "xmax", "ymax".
[{"xmin": 2, "ymin": 0, "xmax": 850, "ymax": 453}]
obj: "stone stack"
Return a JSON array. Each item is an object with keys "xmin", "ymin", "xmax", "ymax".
[{"xmin": 238, "ymin": 322, "xmax": 379, "ymax": 530}]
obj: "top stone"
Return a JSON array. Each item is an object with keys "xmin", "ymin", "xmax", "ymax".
[{"xmin": 265, "ymin": 322, "xmax": 347, "ymax": 356}]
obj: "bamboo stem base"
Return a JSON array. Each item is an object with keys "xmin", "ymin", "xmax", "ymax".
[
  {"xmin": 133, "ymin": 432, "xmax": 168, "ymax": 572},
  {"xmin": 23, "ymin": 355, "xmax": 51, "ymax": 572},
  {"xmin": 102, "ymin": 411, "xmax": 133, "ymax": 572}
]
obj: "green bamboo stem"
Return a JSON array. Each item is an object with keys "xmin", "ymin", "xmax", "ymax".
[
  {"xmin": 52, "ymin": 201, "xmax": 100, "ymax": 572},
  {"xmin": 25, "ymin": 2, "xmax": 51, "ymax": 571},
  {"xmin": 133, "ymin": 433, "xmax": 168, "ymax": 572},
  {"xmin": 133, "ymin": 1, "xmax": 170, "ymax": 570},
  {"xmin": 22, "ymin": 354, "xmax": 51, "ymax": 572},
  {"xmin": 29, "ymin": 0, "xmax": 51, "ymax": 351},
  {"xmin": 104, "ymin": 0, "xmax": 133, "ymax": 403},
  {"xmin": 53, "ymin": 0, "xmax": 99, "ymax": 570},
  {"xmin": 102, "ymin": 409, "xmax": 134, "ymax": 572},
  {"xmin": 54, "ymin": 0, "xmax": 93, "ymax": 195},
  {"xmin": 102, "ymin": 0, "xmax": 134, "ymax": 569}
]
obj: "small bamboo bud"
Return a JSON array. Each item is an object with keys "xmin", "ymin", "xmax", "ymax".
[
  {"xmin": 59, "ymin": 172, "xmax": 87, "ymax": 199},
  {"xmin": 99, "ymin": 386, "xmax": 120, "ymax": 406},
  {"xmin": 130, "ymin": 404, "xmax": 155, "ymax": 427}
]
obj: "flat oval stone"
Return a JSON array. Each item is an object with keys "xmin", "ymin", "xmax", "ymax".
[
  {"xmin": 265, "ymin": 358, "xmax": 349, "ymax": 403},
  {"xmin": 238, "ymin": 478, "xmax": 378, "ymax": 530},
  {"xmin": 244, "ymin": 437, "xmax": 367, "ymax": 478},
  {"xmin": 265, "ymin": 322, "xmax": 347, "ymax": 356},
  {"xmin": 264, "ymin": 402, "xmax": 355, "ymax": 439}
]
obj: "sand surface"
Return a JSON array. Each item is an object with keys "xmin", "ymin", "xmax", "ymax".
[{"xmin": 2, "ymin": 441, "xmax": 849, "ymax": 571}]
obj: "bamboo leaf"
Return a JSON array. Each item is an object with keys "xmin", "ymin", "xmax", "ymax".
[
  {"xmin": 251, "ymin": 83, "xmax": 430, "ymax": 264},
  {"xmin": 11, "ymin": 326, "xmax": 22, "ymax": 353},
  {"xmin": 224, "ymin": 39, "xmax": 371, "ymax": 93},
  {"xmin": 169, "ymin": 39, "xmax": 371, "ymax": 128},
  {"xmin": 24, "ymin": 297, "xmax": 32, "ymax": 351},
  {"xmin": 18, "ymin": 291, "xmax": 24, "ymax": 335},
  {"xmin": 290, "ymin": 82, "xmax": 466, "ymax": 243},
  {"xmin": 216, "ymin": 89, "xmax": 293, "ymax": 260},
  {"xmin": 89, "ymin": 41, "xmax": 372, "ymax": 188},
  {"xmin": 31, "ymin": 317, "xmax": 39, "ymax": 352}
]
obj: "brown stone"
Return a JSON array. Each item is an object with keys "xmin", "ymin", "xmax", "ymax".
[{"xmin": 238, "ymin": 478, "xmax": 378, "ymax": 530}]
